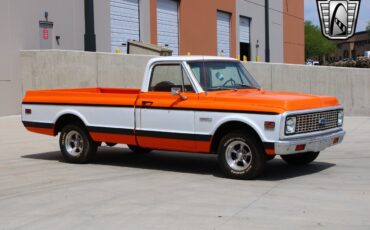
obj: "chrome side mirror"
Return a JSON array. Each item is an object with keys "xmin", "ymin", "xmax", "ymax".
[
  {"xmin": 171, "ymin": 87, "xmax": 187, "ymax": 100},
  {"xmin": 171, "ymin": 87, "xmax": 181, "ymax": 96}
]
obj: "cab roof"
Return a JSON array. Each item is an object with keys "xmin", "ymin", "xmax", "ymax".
[{"xmin": 148, "ymin": 56, "xmax": 237, "ymax": 64}]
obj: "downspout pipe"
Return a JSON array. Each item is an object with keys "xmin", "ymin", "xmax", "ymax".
[
  {"xmin": 84, "ymin": 0, "xmax": 96, "ymax": 52},
  {"xmin": 265, "ymin": 0, "xmax": 270, "ymax": 62}
]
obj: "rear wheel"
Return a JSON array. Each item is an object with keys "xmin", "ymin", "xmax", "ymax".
[
  {"xmin": 281, "ymin": 152, "xmax": 320, "ymax": 165},
  {"xmin": 218, "ymin": 131, "xmax": 266, "ymax": 180},
  {"xmin": 127, "ymin": 145, "xmax": 152, "ymax": 154},
  {"xmin": 59, "ymin": 124, "xmax": 97, "ymax": 163}
]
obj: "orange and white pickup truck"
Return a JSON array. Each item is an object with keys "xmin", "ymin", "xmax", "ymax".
[{"xmin": 22, "ymin": 56, "xmax": 345, "ymax": 179}]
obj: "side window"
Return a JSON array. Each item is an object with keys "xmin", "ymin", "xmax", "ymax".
[{"xmin": 150, "ymin": 64, "xmax": 194, "ymax": 92}]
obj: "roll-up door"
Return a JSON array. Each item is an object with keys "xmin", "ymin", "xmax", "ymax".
[
  {"xmin": 239, "ymin": 16, "xmax": 251, "ymax": 61},
  {"xmin": 239, "ymin": 16, "xmax": 250, "ymax": 43},
  {"xmin": 217, "ymin": 11, "xmax": 231, "ymax": 57},
  {"xmin": 157, "ymin": 0, "xmax": 179, "ymax": 55},
  {"xmin": 110, "ymin": 0, "xmax": 140, "ymax": 53}
]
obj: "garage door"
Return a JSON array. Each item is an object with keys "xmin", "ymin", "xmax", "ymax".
[
  {"xmin": 239, "ymin": 16, "xmax": 250, "ymax": 43},
  {"xmin": 157, "ymin": 0, "xmax": 179, "ymax": 55},
  {"xmin": 217, "ymin": 11, "xmax": 231, "ymax": 57},
  {"xmin": 110, "ymin": 0, "xmax": 140, "ymax": 53}
]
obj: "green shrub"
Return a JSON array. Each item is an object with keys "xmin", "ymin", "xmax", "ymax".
[{"xmin": 330, "ymin": 57, "xmax": 370, "ymax": 68}]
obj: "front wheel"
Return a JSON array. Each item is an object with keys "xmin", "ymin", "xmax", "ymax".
[
  {"xmin": 218, "ymin": 131, "xmax": 266, "ymax": 180},
  {"xmin": 59, "ymin": 124, "xmax": 97, "ymax": 164},
  {"xmin": 281, "ymin": 152, "xmax": 320, "ymax": 165}
]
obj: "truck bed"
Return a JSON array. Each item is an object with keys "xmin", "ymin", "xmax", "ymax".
[{"xmin": 22, "ymin": 88, "xmax": 141, "ymax": 106}]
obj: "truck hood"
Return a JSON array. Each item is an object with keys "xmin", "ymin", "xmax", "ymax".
[{"xmin": 205, "ymin": 89, "xmax": 340, "ymax": 113}]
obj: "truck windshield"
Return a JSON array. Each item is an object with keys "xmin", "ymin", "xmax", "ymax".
[{"xmin": 188, "ymin": 61, "xmax": 260, "ymax": 91}]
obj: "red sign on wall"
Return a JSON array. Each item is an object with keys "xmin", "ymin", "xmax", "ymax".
[{"xmin": 43, "ymin": 28, "xmax": 49, "ymax": 40}]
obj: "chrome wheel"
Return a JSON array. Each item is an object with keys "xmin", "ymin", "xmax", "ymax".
[
  {"xmin": 65, "ymin": 131, "xmax": 84, "ymax": 157},
  {"xmin": 225, "ymin": 140, "xmax": 253, "ymax": 171},
  {"xmin": 60, "ymin": 124, "xmax": 97, "ymax": 163}
]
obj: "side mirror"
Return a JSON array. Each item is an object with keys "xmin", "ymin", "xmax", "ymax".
[
  {"xmin": 171, "ymin": 87, "xmax": 181, "ymax": 96},
  {"xmin": 171, "ymin": 87, "xmax": 187, "ymax": 100}
]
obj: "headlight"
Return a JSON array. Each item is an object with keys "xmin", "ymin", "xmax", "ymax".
[
  {"xmin": 338, "ymin": 110, "xmax": 344, "ymax": 126},
  {"xmin": 285, "ymin": 117, "xmax": 296, "ymax": 134}
]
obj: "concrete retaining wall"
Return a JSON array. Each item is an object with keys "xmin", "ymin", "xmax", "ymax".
[
  {"xmin": 21, "ymin": 50, "xmax": 154, "ymax": 91},
  {"xmin": 21, "ymin": 50, "xmax": 370, "ymax": 116},
  {"xmin": 243, "ymin": 62, "xmax": 370, "ymax": 116}
]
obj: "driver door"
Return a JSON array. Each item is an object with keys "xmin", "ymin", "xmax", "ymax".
[{"xmin": 135, "ymin": 63, "xmax": 198, "ymax": 152}]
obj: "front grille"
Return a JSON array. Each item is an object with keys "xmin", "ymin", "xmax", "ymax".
[{"xmin": 289, "ymin": 110, "xmax": 340, "ymax": 135}]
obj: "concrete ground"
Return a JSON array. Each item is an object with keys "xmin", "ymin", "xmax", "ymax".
[{"xmin": 0, "ymin": 116, "xmax": 369, "ymax": 230}]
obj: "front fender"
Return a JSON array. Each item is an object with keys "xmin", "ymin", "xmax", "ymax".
[{"xmin": 210, "ymin": 113, "xmax": 282, "ymax": 143}]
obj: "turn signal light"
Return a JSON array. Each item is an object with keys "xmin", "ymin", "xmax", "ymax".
[
  {"xmin": 333, "ymin": 137, "xmax": 340, "ymax": 144},
  {"xmin": 264, "ymin": 121, "xmax": 275, "ymax": 129},
  {"xmin": 295, "ymin": 144, "xmax": 306, "ymax": 151}
]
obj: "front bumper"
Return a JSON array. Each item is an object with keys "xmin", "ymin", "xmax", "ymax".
[{"xmin": 275, "ymin": 130, "xmax": 346, "ymax": 155}]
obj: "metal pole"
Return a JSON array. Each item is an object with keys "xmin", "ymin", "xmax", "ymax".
[
  {"xmin": 265, "ymin": 0, "xmax": 270, "ymax": 62},
  {"xmin": 84, "ymin": 0, "xmax": 96, "ymax": 52}
]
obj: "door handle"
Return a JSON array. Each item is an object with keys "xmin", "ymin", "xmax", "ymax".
[{"xmin": 142, "ymin": 101, "xmax": 153, "ymax": 107}]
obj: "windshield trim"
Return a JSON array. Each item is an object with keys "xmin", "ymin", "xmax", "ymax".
[{"xmin": 186, "ymin": 60, "xmax": 261, "ymax": 92}]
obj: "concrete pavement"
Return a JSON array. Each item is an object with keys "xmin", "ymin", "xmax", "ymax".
[{"xmin": 1, "ymin": 116, "xmax": 370, "ymax": 230}]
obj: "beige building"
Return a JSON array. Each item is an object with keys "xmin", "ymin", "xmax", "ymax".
[{"xmin": 329, "ymin": 31, "xmax": 370, "ymax": 61}]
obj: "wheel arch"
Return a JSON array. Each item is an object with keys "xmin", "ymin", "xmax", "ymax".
[
  {"xmin": 53, "ymin": 112, "xmax": 88, "ymax": 135},
  {"xmin": 210, "ymin": 120, "xmax": 265, "ymax": 155}
]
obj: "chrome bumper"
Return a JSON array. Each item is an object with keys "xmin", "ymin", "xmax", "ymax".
[{"xmin": 275, "ymin": 130, "xmax": 346, "ymax": 155}]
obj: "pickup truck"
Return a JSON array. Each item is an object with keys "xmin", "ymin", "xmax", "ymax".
[{"xmin": 22, "ymin": 56, "xmax": 345, "ymax": 179}]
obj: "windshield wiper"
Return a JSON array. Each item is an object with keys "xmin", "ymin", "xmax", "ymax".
[
  {"xmin": 207, "ymin": 87, "xmax": 233, "ymax": 91},
  {"xmin": 235, "ymin": 84, "xmax": 257, "ymax": 89},
  {"xmin": 207, "ymin": 85, "xmax": 258, "ymax": 91}
]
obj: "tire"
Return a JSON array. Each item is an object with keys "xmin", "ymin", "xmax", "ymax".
[
  {"xmin": 218, "ymin": 131, "xmax": 266, "ymax": 180},
  {"xmin": 59, "ymin": 124, "xmax": 97, "ymax": 164},
  {"xmin": 127, "ymin": 145, "xmax": 152, "ymax": 154},
  {"xmin": 281, "ymin": 152, "xmax": 320, "ymax": 165}
]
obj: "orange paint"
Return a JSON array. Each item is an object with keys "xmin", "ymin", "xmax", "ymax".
[
  {"xmin": 137, "ymin": 136, "xmax": 210, "ymax": 153},
  {"xmin": 25, "ymin": 127, "xmax": 55, "ymax": 136},
  {"xmin": 89, "ymin": 132, "xmax": 137, "ymax": 145},
  {"xmin": 197, "ymin": 90, "xmax": 339, "ymax": 114},
  {"xmin": 196, "ymin": 141, "xmax": 212, "ymax": 153},
  {"xmin": 22, "ymin": 88, "xmax": 140, "ymax": 107},
  {"xmin": 136, "ymin": 91, "xmax": 199, "ymax": 110},
  {"xmin": 23, "ymin": 88, "xmax": 340, "ymax": 116}
]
